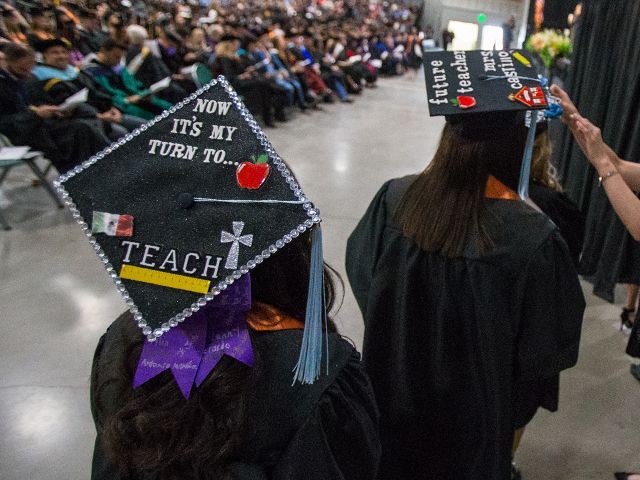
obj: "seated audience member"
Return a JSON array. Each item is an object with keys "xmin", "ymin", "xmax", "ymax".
[
  {"xmin": 184, "ymin": 26, "xmax": 214, "ymax": 66},
  {"xmin": 241, "ymin": 35, "xmax": 290, "ymax": 120},
  {"xmin": 31, "ymin": 38, "xmax": 145, "ymax": 139},
  {"xmin": 125, "ymin": 24, "xmax": 188, "ymax": 104},
  {"xmin": 55, "ymin": 11, "xmax": 84, "ymax": 65},
  {"xmin": 151, "ymin": 18, "xmax": 197, "ymax": 93},
  {"xmin": 325, "ymin": 36, "xmax": 362, "ymax": 94},
  {"xmin": 345, "ymin": 36, "xmax": 378, "ymax": 87},
  {"xmin": 211, "ymin": 36, "xmax": 281, "ymax": 127},
  {"xmin": 253, "ymin": 34, "xmax": 309, "ymax": 111},
  {"xmin": 105, "ymin": 11, "xmax": 129, "ymax": 47},
  {"xmin": 1, "ymin": 4, "xmax": 29, "ymax": 44},
  {"xmin": 76, "ymin": 9, "xmax": 106, "ymax": 56},
  {"xmin": 286, "ymin": 34, "xmax": 334, "ymax": 103},
  {"xmin": 26, "ymin": 7, "xmax": 56, "ymax": 47},
  {"xmin": 272, "ymin": 34, "xmax": 322, "ymax": 107},
  {"xmin": 82, "ymin": 38, "xmax": 172, "ymax": 120},
  {"xmin": 0, "ymin": 43, "xmax": 108, "ymax": 173}
]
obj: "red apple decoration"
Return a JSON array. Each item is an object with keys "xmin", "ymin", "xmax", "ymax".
[
  {"xmin": 456, "ymin": 95, "xmax": 477, "ymax": 109},
  {"xmin": 236, "ymin": 153, "xmax": 270, "ymax": 190}
]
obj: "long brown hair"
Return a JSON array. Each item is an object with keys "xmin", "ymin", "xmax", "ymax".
[
  {"xmin": 531, "ymin": 130, "xmax": 562, "ymax": 192},
  {"xmin": 93, "ymin": 229, "xmax": 342, "ymax": 479},
  {"xmin": 395, "ymin": 113, "xmax": 527, "ymax": 258}
]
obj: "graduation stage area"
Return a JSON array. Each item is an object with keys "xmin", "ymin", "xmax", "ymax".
[{"xmin": 0, "ymin": 73, "xmax": 638, "ymax": 480}]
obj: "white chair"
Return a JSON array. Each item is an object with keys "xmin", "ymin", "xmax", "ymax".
[{"xmin": 0, "ymin": 134, "xmax": 63, "ymax": 231}]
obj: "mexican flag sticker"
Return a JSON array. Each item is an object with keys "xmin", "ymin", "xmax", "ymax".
[{"xmin": 92, "ymin": 211, "xmax": 134, "ymax": 237}]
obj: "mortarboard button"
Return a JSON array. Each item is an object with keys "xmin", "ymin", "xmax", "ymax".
[{"xmin": 178, "ymin": 192, "xmax": 194, "ymax": 209}]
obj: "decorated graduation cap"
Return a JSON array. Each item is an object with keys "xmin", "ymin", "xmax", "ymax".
[
  {"xmin": 55, "ymin": 76, "xmax": 325, "ymax": 397},
  {"xmin": 422, "ymin": 49, "xmax": 561, "ymax": 199}
]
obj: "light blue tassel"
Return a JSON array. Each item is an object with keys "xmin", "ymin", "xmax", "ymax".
[
  {"xmin": 292, "ymin": 225, "xmax": 325, "ymax": 385},
  {"xmin": 518, "ymin": 117, "xmax": 538, "ymax": 200}
]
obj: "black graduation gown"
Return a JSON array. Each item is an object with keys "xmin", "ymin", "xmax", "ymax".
[
  {"xmin": 529, "ymin": 180, "xmax": 585, "ymax": 267},
  {"xmin": 346, "ymin": 176, "xmax": 585, "ymax": 480},
  {"xmin": 90, "ymin": 314, "xmax": 381, "ymax": 480},
  {"xmin": 0, "ymin": 69, "xmax": 108, "ymax": 174},
  {"xmin": 125, "ymin": 46, "xmax": 188, "ymax": 104}
]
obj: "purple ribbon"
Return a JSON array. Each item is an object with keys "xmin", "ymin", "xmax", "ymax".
[{"xmin": 133, "ymin": 275, "xmax": 254, "ymax": 399}]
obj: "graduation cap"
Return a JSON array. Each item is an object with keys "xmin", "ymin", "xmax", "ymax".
[
  {"xmin": 423, "ymin": 49, "xmax": 548, "ymax": 116},
  {"xmin": 33, "ymin": 38, "xmax": 69, "ymax": 53},
  {"xmin": 422, "ymin": 49, "xmax": 560, "ymax": 200},
  {"xmin": 55, "ymin": 77, "xmax": 325, "ymax": 394}
]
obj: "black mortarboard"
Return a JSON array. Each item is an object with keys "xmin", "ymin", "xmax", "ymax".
[
  {"xmin": 423, "ymin": 49, "xmax": 548, "ymax": 117},
  {"xmin": 33, "ymin": 38, "xmax": 69, "ymax": 53},
  {"xmin": 422, "ymin": 49, "xmax": 558, "ymax": 200},
  {"xmin": 56, "ymin": 77, "xmax": 325, "ymax": 384}
]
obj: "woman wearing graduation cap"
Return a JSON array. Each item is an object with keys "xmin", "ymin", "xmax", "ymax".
[
  {"xmin": 56, "ymin": 78, "xmax": 380, "ymax": 479},
  {"xmin": 346, "ymin": 50, "xmax": 585, "ymax": 480}
]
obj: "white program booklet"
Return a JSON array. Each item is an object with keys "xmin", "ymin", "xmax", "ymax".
[
  {"xmin": 58, "ymin": 88, "xmax": 89, "ymax": 112},
  {"xmin": 148, "ymin": 77, "xmax": 171, "ymax": 94},
  {"xmin": 0, "ymin": 146, "xmax": 30, "ymax": 161}
]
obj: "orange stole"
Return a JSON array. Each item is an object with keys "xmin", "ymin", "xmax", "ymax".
[{"xmin": 485, "ymin": 175, "xmax": 519, "ymax": 201}]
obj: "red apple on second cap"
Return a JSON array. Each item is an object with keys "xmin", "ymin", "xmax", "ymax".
[
  {"xmin": 236, "ymin": 153, "xmax": 271, "ymax": 189},
  {"xmin": 457, "ymin": 95, "xmax": 477, "ymax": 109}
]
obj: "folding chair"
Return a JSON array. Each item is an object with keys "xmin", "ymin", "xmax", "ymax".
[{"xmin": 0, "ymin": 134, "xmax": 64, "ymax": 230}]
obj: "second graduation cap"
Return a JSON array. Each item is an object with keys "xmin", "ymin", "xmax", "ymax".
[
  {"xmin": 56, "ymin": 76, "xmax": 325, "ymax": 387},
  {"xmin": 423, "ymin": 49, "xmax": 548, "ymax": 116}
]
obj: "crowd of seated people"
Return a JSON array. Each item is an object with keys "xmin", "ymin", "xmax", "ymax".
[{"xmin": 0, "ymin": 0, "xmax": 424, "ymax": 173}]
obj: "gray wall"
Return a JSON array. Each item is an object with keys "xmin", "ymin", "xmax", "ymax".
[{"xmin": 421, "ymin": 0, "xmax": 530, "ymax": 47}]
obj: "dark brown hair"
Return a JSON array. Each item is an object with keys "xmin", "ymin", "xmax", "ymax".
[
  {"xmin": 395, "ymin": 113, "xmax": 527, "ymax": 258},
  {"xmin": 93, "ymin": 229, "xmax": 342, "ymax": 479},
  {"xmin": 2, "ymin": 42, "xmax": 34, "ymax": 61}
]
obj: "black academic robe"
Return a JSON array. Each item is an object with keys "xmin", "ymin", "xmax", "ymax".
[
  {"xmin": 77, "ymin": 27, "xmax": 107, "ymax": 55},
  {"xmin": 346, "ymin": 175, "xmax": 585, "ymax": 480},
  {"xmin": 90, "ymin": 314, "xmax": 381, "ymax": 480},
  {"xmin": 530, "ymin": 180, "xmax": 585, "ymax": 267},
  {"xmin": 0, "ymin": 69, "xmax": 108, "ymax": 174},
  {"xmin": 125, "ymin": 46, "xmax": 188, "ymax": 104}
]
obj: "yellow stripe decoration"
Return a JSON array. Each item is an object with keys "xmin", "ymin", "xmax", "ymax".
[{"xmin": 120, "ymin": 264, "xmax": 211, "ymax": 294}]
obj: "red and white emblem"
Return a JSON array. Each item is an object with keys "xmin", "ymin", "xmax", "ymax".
[{"xmin": 509, "ymin": 86, "xmax": 548, "ymax": 108}]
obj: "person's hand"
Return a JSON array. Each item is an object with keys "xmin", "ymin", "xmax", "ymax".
[
  {"xmin": 109, "ymin": 107, "xmax": 122, "ymax": 123},
  {"xmin": 184, "ymin": 52, "xmax": 197, "ymax": 62},
  {"xmin": 97, "ymin": 107, "xmax": 122, "ymax": 123},
  {"xmin": 125, "ymin": 95, "xmax": 142, "ymax": 104},
  {"xmin": 569, "ymin": 113, "xmax": 618, "ymax": 171},
  {"xmin": 172, "ymin": 73, "xmax": 187, "ymax": 81},
  {"xmin": 550, "ymin": 85, "xmax": 579, "ymax": 123},
  {"xmin": 29, "ymin": 105, "xmax": 62, "ymax": 119}
]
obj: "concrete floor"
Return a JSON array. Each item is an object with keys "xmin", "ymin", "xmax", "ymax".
[{"xmin": 0, "ymin": 74, "xmax": 638, "ymax": 479}]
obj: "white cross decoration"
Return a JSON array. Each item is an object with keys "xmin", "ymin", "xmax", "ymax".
[{"xmin": 220, "ymin": 221, "xmax": 253, "ymax": 270}]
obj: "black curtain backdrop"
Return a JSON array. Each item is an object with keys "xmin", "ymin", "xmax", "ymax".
[
  {"xmin": 527, "ymin": 0, "xmax": 580, "ymax": 35},
  {"xmin": 556, "ymin": 0, "xmax": 640, "ymax": 302}
]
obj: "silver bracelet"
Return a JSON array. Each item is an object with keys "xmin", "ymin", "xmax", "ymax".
[{"xmin": 599, "ymin": 170, "xmax": 619, "ymax": 186}]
